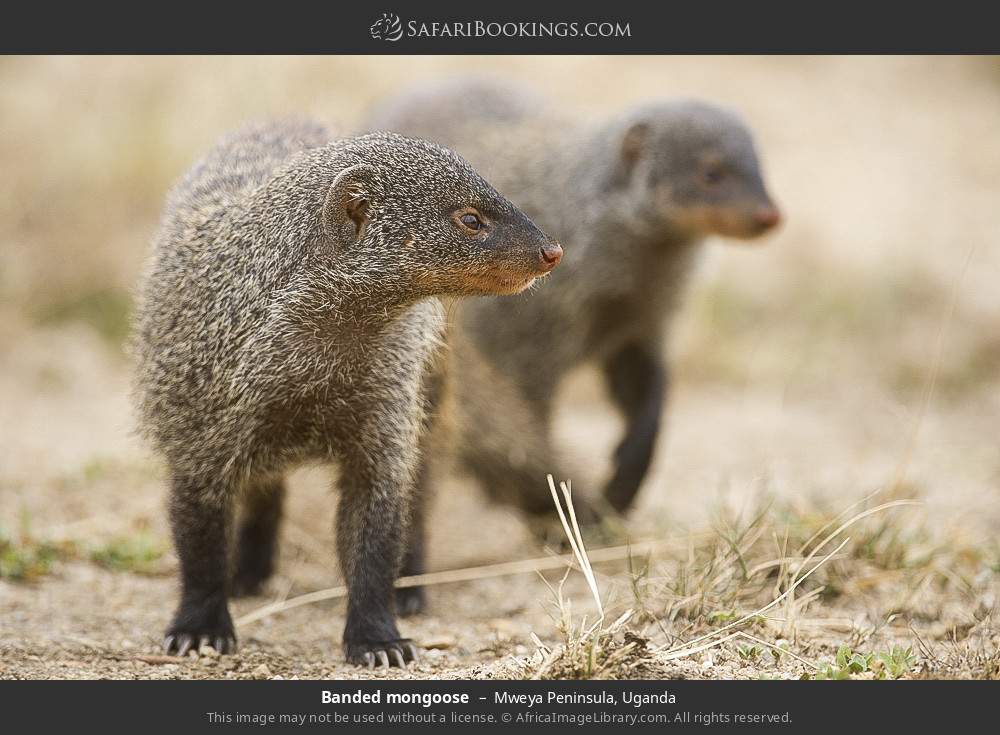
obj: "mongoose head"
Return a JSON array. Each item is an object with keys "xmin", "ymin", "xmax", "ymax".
[
  {"xmin": 610, "ymin": 100, "xmax": 781, "ymax": 242},
  {"xmin": 323, "ymin": 132, "xmax": 562, "ymax": 296}
]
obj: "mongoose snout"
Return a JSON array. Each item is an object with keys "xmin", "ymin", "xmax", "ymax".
[
  {"xmin": 688, "ymin": 197, "xmax": 782, "ymax": 241},
  {"xmin": 754, "ymin": 204, "xmax": 782, "ymax": 231},
  {"xmin": 538, "ymin": 240, "xmax": 563, "ymax": 270},
  {"xmin": 464, "ymin": 224, "xmax": 563, "ymax": 296}
]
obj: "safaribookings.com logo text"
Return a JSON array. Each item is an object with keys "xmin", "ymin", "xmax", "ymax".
[{"xmin": 370, "ymin": 13, "xmax": 631, "ymax": 42}]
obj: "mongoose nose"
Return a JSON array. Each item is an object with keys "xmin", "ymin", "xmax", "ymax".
[
  {"xmin": 754, "ymin": 206, "xmax": 782, "ymax": 230},
  {"xmin": 539, "ymin": 242, "xmax": 563, "ymax": 271}
]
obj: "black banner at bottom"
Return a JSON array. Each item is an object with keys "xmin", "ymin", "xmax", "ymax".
[{"xmin": 0, "ymin": 679, "xmax": 992, "ymax": 732}]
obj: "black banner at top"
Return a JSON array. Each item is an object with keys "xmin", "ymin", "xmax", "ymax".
[{"xmin": 2, "ymin": 0, "xmax": 998, "ymax": 54}]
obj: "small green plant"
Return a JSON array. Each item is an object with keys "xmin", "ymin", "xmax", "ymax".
[
  {"xmin": 0, "ymin": 517, "xmax": 73, "ymax": 581},
  {"xmin": 769, "ymin": 641, "xmax": 791, "ymax": 664},
  {"xmin": 89, "ymin": 533, "xmax": 165, "ymax": 574},
  {"xmin": 813, "ymin": 645, "xmax": 872, "ymax": 679},
  {"xmin": 813, "ymin": 662, "xmax": 851, "ymax": 680},
  {"xmin": 813, "ymin": 644, "xmax": 916, "ymax": 680},
  {"xmin": 707, "ymin": 610, "xmax": 738, "ymax": 624},
  {"xmin": 626, "ymin": 549, "xmax": 656, "ymax": 622},
  {"xmin": 875, "ymin": 646, "xmax": 918, "ymax": 679},
  {"xmin": 738, "ymin": 644, "xmax": 763, "ymax": 662},
  {"xmin": 837, "ymin": 645, "xmax": 874, "ymax": 674}
]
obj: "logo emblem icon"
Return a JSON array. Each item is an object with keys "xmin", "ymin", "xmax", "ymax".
[{"xmin": 370, "ymin": 13, "xmax": 403, "ymax": 42}]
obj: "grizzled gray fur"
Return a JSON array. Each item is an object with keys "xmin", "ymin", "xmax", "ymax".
[
  {"xmin": 133, "ymin": 120, "xmax": 561, "ymax": 667},
  {"xmin": 368, "ymin": 78, "xmax": 780, "ymax": 524}
]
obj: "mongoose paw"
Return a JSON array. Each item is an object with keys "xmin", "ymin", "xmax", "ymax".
[
  {"xmin": 163, "ymin": 630, "xmax": 237, "ymax": 657},
  {"xmin": 396, "ymin": 587, "xmax": 427, "ymax": 617},
  {"xmin": 164, "ymin": 602, "xmax": 237, "ymax": 656},
  {"xmin": 344, "ymin": 639, "xmax": 419, "ymax": 668}
]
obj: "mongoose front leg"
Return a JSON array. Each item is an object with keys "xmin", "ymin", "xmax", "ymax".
[
  {"xmin": 601, "ymin": 340, "xmax": 667, "ymax": 514},
  {"xmin": 231, "ymin": 477, "xmax": 286, "ymax": 597},
  {"xmin": 337, "ymin": 448, "xmax": 418, "ymax": 667},
  {"xmin": 163, "ymin": 475, "xmax": 237, "ymax": 655}
]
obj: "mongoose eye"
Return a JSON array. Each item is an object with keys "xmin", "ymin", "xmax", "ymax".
[
  {"xmin": 702, "ymin": 167, "xmax": 727, "ymax": 186},
  {"xmin": 453, "ymin": 208, "xmax": 487, "ymax": 234}
]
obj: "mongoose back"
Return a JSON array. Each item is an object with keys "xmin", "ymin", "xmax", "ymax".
[
  {"xmin": 133, "ymin": 120, "xmax": 562, "ymax": 667},
  {"xmin": 368, "ymin": 78, "xmax": 780, "ymax": 521}
]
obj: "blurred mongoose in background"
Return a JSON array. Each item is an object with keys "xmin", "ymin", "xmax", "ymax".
[
  {"xmin": 132, "ymin": 120, "xmax": 562, "ymax": 667},
  {"xmin": 368, "ymin": 78, "xmax": 780, "ymax": 524}
]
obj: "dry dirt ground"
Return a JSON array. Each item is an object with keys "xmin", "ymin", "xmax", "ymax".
[{"xmin": 1, "ymin": 56, "xmax": 999, "ymax": 680}]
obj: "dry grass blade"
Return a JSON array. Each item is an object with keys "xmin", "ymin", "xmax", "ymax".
[
  {"xmin": 547, "ymin": 474, "xmax": 603, "ymax": 618},
  {"xmin": 235, "ymin": 534, "xmax": 689, "ymax": 627},
  {"xmin": 790, "ymin": 500, "xmax": 921, "ymax": 588},
  {"xmin": 235, "ymin": 584, "xmax": 349, "ymax": 626},
  {"xmin": 735, "ymin": 631, "xmax": 818, "ymax": 669},
  {"xmin": 525, "ymin": 478, "xmax": 656, "ymax": 679},
  {"xmin": 795, "ymin": 486, "xmax": 883, "ymax": 558},
  {"xmin": 656, "ymin": 536, "xmax": 850, "ymax": 660}
]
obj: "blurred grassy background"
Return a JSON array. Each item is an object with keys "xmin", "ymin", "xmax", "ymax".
[
  {"xmin": 2, "ymin": 56, "xmax": 998, "ymax": 379},
  {"xmin": 0, "ymin": 55, "xmax": 998, "ymax": 529}
]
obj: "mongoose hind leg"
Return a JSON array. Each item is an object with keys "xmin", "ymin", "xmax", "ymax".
[
  {"xmin": 163, "ymin": 475, "xmax": 237, "ymax": 655},
  {"xmin": 396, "ymin": 362, "xmax": 446, "ymax": 617},
  {"xmin": 337, "ymin": 447, "xmax": 418, "ymax": 667},
  {"xmin": 396, "ymin": 458, "xmax": 428, "ymax": 617},
  {"xmin": 462, "ymin": 424, "xmax": 602, "ymax": 539},
  {"xmin": 396, "ymin": 428, "xmax": 437, "ymax": 617},
  {"xmin": 231, "ymin": 477, "xmax": 286, "ymax": 598},
  {"xmin": 601, "ymin": 340, "xmax": 667, "ymax": 514},
  {"xmin": 459, "ymin": 365, "xmax": 601, "ymax": 538}
]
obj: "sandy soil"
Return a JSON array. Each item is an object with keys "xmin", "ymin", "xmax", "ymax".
[{"xmin": 1, "ymin": 324, "xmax": 997, "ymax": 680}]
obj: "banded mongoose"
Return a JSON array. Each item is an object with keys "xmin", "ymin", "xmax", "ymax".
[
  {"xmin": 368, "ymin": 78, "xmax": 780, "ymax": 522},
  {"xmin": 132, "ymin": 120, "xmax": 562, "ymax": 667}
]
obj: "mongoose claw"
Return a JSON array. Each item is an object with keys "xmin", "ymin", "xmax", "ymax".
[
  {"xmin": 403, "ymin": 641, "xmax": 420, "ymax": 663},
  {"xmin": 345, "ymin": 639, "xmax": 419, "ymax": 668},
  {"xmin": 163, "ymin": 630, "xmax": 237, "ymax": 657}
]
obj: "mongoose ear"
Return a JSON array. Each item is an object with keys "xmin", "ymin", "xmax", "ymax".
[
  {"xmin": 323, "ymin": 164, "xmax": 378, "ymax": 242},
  {"xmin": 620, "ymin": 121, "xmax": 650, "ymax": 171}
]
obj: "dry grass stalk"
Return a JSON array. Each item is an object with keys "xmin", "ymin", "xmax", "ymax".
[
  {"xmin": 656, "ymin": 536, "xmax": 850, "ymax": 661},
  {"xmin": 547, "ymin": 474, "xmax": 604, "ymax": 618},
  {"xmin": 235, "ymin": 533, "xmax": 690, "ymax": 627}
]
